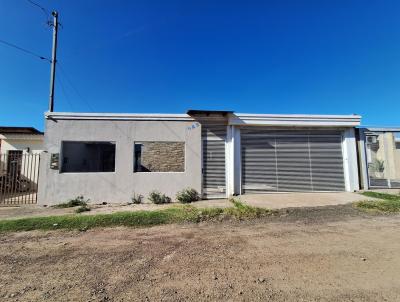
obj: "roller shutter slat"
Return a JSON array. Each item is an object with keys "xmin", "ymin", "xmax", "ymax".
[{"xmin": 202, "ymin": 124, "xmax": 226, "ymax": 197}]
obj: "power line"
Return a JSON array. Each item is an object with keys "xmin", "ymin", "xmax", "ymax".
[
  {"xmin": 58, "ymin": 62, "xmax": 131, "ymax": 138},
  {"xmin": 0, "ymin": 38, "xmax": 51, "ymax": 62},
  {"xmin": 56, "ymin": 72, "xmax": 75, "ymax": 111},
  {"xmin": 26, "ymin": 0, "xmax": 50, "ymax": 20},
  {"xmin": 57, "ymin": 63, "xmax": 95, "ymax": 111}
]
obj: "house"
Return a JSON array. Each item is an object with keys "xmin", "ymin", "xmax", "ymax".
[
  {"xmin": 0, "ymin": 127, "xmax": 44, "ymax": 155},
  {"xmin": 38, "ymin": 110, "xmax": 361, "ymax": 205},
  {"xmin": 357, "ymin": 128, "xmax": 400, "ymax": 189},
  {"xmin": 0, "ymin": 126, "xmax": 44, "ymax": 176},
  {"xmin": 0, "ymin": 127, "xmax": 44, "ymax": 204}
]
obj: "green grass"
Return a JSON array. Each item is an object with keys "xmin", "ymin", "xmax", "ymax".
[
  {"xmin": 0, "ymin": 200, "xmax": 273, "ymax": 233},
  {"xmin": 360, "ymin": 191, "xmax": 400, "ymax": 201},
  {"xmin": 224, "ymin": 199, "xmax": 271, "ymax": 219},
  {"xmin": 356, "ymin": 192, "xmax": 400, "ymax": 213}
]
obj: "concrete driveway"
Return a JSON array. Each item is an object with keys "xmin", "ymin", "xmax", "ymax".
[{"xmin": 240, "ymin": 192, "xmax": 369, "ymax": 209}]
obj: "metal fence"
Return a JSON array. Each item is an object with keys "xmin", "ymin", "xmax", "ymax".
[
  {"xmin": 0, "ymin": 152, "xmax": 41, "ymax": 205},
  {"xmin": 365, "ymin": 131, "xmax": 400, "ymax": 189}
]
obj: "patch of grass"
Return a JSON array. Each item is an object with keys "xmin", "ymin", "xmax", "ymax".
[
  {"xmin": 224, "ymin": 199, "xmax": 272, "ymax": 219},
  {"xmin": 356, "ymin": 200, "xmax": 400, "ymax": 212},
  {"xmin": 360, "ymin": 191, "xmax": 400, "ymax": 201},
  {"xmin": 53, "ymin": 196, "xmax": 89, "ymax": 208},
  {"xmin": 0, "ymin": 199, "xmax": 273, "ymax": 233},
  {"xmin": 356, "ymin": 191, "xmax": 400, "ymax": 212}
]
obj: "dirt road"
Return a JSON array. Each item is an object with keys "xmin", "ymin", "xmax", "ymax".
[{"xmin": 1, "ymin": 206, "xmax": 400, "ymax": 301}]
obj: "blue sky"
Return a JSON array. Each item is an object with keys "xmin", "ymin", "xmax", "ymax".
[{"xmin": 1, "ymin": 0, "xmax": 399, "ymax": 131}]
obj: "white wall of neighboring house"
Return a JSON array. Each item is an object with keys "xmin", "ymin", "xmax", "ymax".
[
  {"xmin": 0, "ymin": 134, "xmax": 44, "ymax": 185},
  {"xmin": 0, "ymin": 136, "xmax": 44, "ymax": 154}
]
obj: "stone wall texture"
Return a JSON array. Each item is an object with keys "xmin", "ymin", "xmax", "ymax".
[{"xmin": 138, "ymin": 142, "xmax": 185, "ymax": 172}]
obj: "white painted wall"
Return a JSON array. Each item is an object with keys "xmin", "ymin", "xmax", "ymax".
[
  {"xmin": 342, "ymin": 128, "xmax": 360, "ymax": 192},
  {"xmin": 38, "ymin": 119, "xmax": 202, "ymax": 205},
  {"xmin": 0, "ymin": 137, "xmax": 43, "ymax": 154},
  {"xmin": 0, "ymin": 136, "xmax": 44, "ymax": 184}
]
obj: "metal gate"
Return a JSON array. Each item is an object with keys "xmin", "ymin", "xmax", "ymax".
[
  {"xmin": 0, "ymin": 152, "xmax": 41, "ymax": 205},
  {"xmin": 241, "ymin": 129, "xmax": 345, "ymax": 193},
  {"xmin": 202, "ymin": 124, "xmax": 226, "ymax": 198},
  {"xmin": 365, "ymin": 131, "xmax": 400, "ymax": 188}
]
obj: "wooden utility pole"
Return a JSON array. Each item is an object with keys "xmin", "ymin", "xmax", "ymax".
[{"xmin": 48, "ymin": 11, "xmax": 59, "ymax": 112}]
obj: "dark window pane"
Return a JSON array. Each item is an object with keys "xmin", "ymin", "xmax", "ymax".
[{"xmin": 61, "ymin": 141, "xmax": 115, "ymax": 173}]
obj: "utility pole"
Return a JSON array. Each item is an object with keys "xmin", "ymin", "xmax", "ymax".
[{"xmin": 48, "ymin": 11, "xmax": 59, "ymax": 112}]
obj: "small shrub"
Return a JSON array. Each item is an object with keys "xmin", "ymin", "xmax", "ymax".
[
  {"xmin": 176, "ymin": 188, "xmax": 200, "ymax": 203},
  {"xmin": 75, "ymin": 205, "xmax": 91, "ymax": 213},
  {"xmin": 148, "ymin": 191, "xmax": 171, "ymax": 204},
  {"xmin": 54, "ymin": 196, "xmax": 89, "ymax": 208},
  {"xmin": 131, "ymin": 193, "xmax": 143, "ymax": 204}
]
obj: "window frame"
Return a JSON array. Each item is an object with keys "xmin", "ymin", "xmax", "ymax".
[
  {"xmin": 60, "ymin": 140, "xmax": 117, "ymax": 174},
  {"xmin": 133, "ymin": 141, "xmax": 186, "ymax": 173}
]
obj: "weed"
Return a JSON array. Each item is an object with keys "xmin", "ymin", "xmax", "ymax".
[
  {"xmin": 131, "ymin": 193, "xmax": 143, "ymax": 204},
  {"xmin": 148, "ymin": 191, "xmax": 171, "ymax": 204},
  {"xmin": 224, "ymin": 199, "xmax": 271, "ymax": 219},
  {"xmin": 53, "ymin": 196, "xmax": 89, "ymax": 208},
  {"xmin": 176, "ymin": 188, "xmax": 200, "ymax": 203},
  {"xmin": 75, "ymin": 205, "xmax": 91, "ymax": 213}
]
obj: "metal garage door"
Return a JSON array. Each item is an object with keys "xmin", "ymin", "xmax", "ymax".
[
  {"xmin": 241, "ymin": 129, "xmax": 345, "ymax": 193},
  {"xmin": 202, "ymin": 125, "xmax": 226, "ymax": 198}
]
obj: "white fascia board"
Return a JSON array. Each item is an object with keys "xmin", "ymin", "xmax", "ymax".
[
  {"xmin": 1, "ymin": 134, "xmax": 44, "ymax": 141},
  {"xmin": 45, "ymin": 112, "xmax": 195, "ymax": 121},
  {"xmin": 230, "ymin": 114, "xmax": 361, "ymax": 127}
]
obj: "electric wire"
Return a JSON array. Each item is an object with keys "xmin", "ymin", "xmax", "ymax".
[
  {"xmin": 0, "ymin": 38, "xmax": 51, "ymax": 62},
  {"xmin": 26, "ymin": 0, "xmax": 50, "ymax": 20},
  {"xmin": 57, "ymin": 72, "xmax": 75, "ymax": 111}
]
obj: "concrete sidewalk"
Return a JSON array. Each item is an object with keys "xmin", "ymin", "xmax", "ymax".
[{"xmin": 240, "ymin": 192, "xmax": 371, "ymax": 209}]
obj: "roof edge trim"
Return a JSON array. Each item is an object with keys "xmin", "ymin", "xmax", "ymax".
[{"xmin": 45, "ymin": 112, "xmax": 195, "ymax": 121}]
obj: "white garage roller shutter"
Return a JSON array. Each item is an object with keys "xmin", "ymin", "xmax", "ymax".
[{"xmin": 241, "ymin": 129, "xmax": 345, "ymax": 193}]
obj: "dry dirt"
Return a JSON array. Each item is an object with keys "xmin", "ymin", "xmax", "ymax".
[{"xmin": 1, "ymin": 206, "xmax": 400, "ymax": 302}]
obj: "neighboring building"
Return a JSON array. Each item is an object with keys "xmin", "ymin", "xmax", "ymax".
[
  {"xmin": 0, "ymin": 127, "xmax": 44, "ymax": 203},
  {"xmin": 38, "ymin": 110, "xmax": 361, "ymax": 205},
  {"xmin": 357, "ymin": 128, "xmax": 400, "ymax": 189},
  {"xmin": 0, "ymin": 127, "xmax": 44, "ymax": 155}
]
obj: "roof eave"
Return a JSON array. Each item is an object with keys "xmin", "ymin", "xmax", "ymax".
[{"xmin": 230, "ymin": 114, "xmax": 361, "ymax": 127}]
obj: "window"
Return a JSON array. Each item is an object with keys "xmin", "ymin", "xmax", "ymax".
[
  {"xmin": 395, "ymin": 133, "xmax": 400, "ymax": 149},
  {"xmin": 134, "ymin": 141, "xmax": 185, "ymax": 172},
  {"xmin": 61, "ymin": 141, "xmax": 115, "ymax": 173}
]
